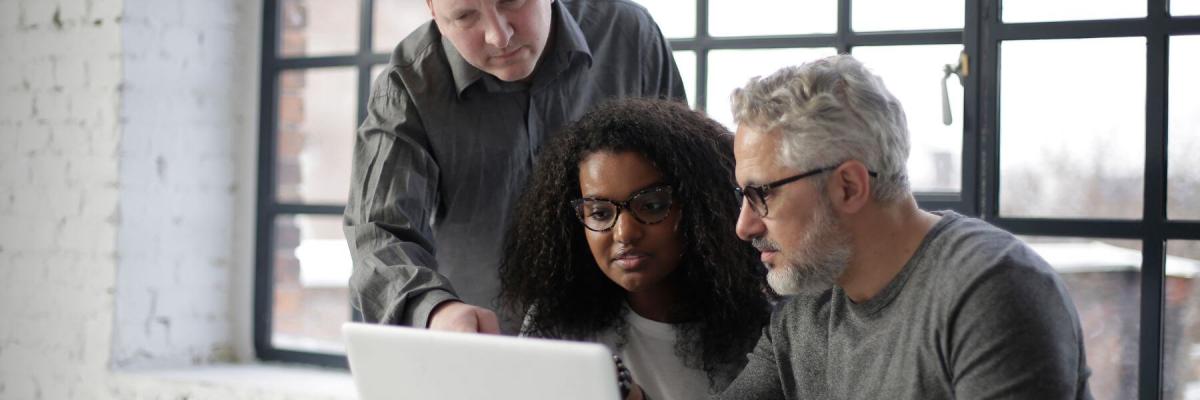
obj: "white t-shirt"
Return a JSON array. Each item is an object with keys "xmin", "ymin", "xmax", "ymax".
[{"xmin": 595, "ymin": 308, "xmax": 712, "ymax": 400}]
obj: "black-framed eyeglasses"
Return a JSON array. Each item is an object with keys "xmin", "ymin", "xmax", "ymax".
[
  {"xmin": 571, "ymin": 185, "xmax": 674, "ymax": 232},
  {"xmin": 734, "ymin": 164, "xmax": 878, "ymax": 218}
]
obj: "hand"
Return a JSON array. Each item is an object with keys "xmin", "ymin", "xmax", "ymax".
[
  {"xmin": 626, "ymin": 384, "xmax": 645, "ymax": 400},
  {"xmin": 428, "ymin": 301, "xmax": 500, "ymax": 334},
  {"xmin": 614, "ymin": 355, "xmax": 646, "ymax": 400}
]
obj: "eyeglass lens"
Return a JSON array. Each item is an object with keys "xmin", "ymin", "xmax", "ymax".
[
  {"xmin": 735, "ymin": 187, "xmax": 767, "ymax": 217},
  {"xmin": 577, "ymin": 189, "xmax": 672, "ymax": 231}
]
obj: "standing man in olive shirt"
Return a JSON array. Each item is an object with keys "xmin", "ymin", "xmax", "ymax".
[{"xmin": 344, "ymin": 0, "xmax": 685, "ymax": 334}]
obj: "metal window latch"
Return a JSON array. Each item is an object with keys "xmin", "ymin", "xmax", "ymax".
[{"xmin": 942, "ymin": 51, "xmax": 969, "ymax": 126}]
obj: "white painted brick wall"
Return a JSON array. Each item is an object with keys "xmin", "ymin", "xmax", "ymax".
[
  {"xmin": 0, "ymin": 1, "xmax": 124, "ymax": 399},
  {"xmin": 0, "ymin": 0, "xmax": 348, "ymax": 399},
  {"xmin": 110, "ymin": 0, "xmax": 248, "ymax": 370}
]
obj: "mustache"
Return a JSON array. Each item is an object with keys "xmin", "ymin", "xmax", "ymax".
[{"xmin": 751, "ymin": 237, "xmax": 780, "ymax": 252}]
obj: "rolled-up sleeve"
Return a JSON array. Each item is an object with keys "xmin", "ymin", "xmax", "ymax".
[{"xmin": 344, "ymin": 70, "xmax": 459, "ymax": 327}]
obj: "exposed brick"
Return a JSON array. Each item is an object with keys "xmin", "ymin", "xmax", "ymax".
[
  {"xmin": 0, "ymin": 185, "xmax": 13, "ymax": 214},
  {"xmin": 53, "ymin": 55, "xmax": 89, "ymax": 89},
  {"xmin": 21, "ymin": 58, "xmax": 55, "ymax": 91},
  {"xmin": 0, "ymin": 1, "xmax": 342, "ymax": 398},
  {"xmin": 32, "ymin": 90, "xmax": 72, "ymax": 123},
  {"xmin": 0, "ymin": 152, "xmax": 26, "ymax": 185},
  {"xmin": 0, "ymin": 93, "xmax": 33, "ymax": 133},
  {"xmin": 14, "ymin": 123, "xmax": 51, "ymax": 155},
  {"xmin": 18, "ymin": 1, "xmax": 57, "ymax": 30},
  {"xmin": 0, "ymin": 1, "xmax": 17, "ymax": 32}
]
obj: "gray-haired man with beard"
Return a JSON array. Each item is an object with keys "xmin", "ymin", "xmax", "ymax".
[{"xmin": 715, "ymin": 55, "xmax": 1092, "ymax": 399}]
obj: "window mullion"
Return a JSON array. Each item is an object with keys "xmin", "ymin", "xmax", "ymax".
[{"xmin": 1137, "ymin": 0, "xmax": 1170, "ymax": 397}]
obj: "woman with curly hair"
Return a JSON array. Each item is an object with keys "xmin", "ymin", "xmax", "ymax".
[{"xmin": 498, "ymin": 98, "xmax": 772, "ymax": 400}]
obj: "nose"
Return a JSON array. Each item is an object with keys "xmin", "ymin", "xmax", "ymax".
[
  {"xmin": 612, "ymin": 210, "xmax": 643, "ymax": 244},
  {"xmin": 734, "ymin": 199, "xmax": 765, "ymax": 242},
  {"xmin": 482, "ymin": 10, "xmax": 513, "ymax": 49}
]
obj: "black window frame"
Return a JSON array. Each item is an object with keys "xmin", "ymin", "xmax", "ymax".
[
  {"xmin": 677, "ymin": 0, "xmax": 975, "ymax": 213},
  {"xmin": 975, "ymin": 1, "xmax": 1200, "ymax": 398},
  {"xmin": 254, "ymin": 0, "xmax": 1200, "ymax": 397},
  {"xmin": 255, "ymin": 0, "xmax": 388, "ymax": 369}
]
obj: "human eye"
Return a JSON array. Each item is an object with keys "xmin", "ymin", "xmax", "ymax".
[
  {"xmin": 586, "ymin": 205, "xmax": 614, "ymax": 221},
  {"xmin": 451, "ymin": 10, "xmax": 478, "ymax": 25},
  {"xmin": 635, "ymin": 193, "xmax": 672, "ymax": 214},
  {"xmin": 640, "ymin": 199, "xmax": 669, "ymax": 213}
]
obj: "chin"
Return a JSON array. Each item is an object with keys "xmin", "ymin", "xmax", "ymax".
[
  {"xmin": 616, "ymin": 276, "xmax": 641, "ymax": 291},
  {"xmin": 482, "ymin": 61, "xmax": 532, "ymax": 81},
  {"xmin": 615, "ymin": 277, "xmax": 652, "ymax": 294},
  {"xmin": 767, "ymin": 249, "xmax": 851, "ymax": 296}
]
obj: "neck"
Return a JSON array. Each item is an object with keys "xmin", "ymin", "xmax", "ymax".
[
  {"xmin": 625, "ymin": 278, "xmax": 680, "ymax": 323},
  {"xmin": 837, "ymin": 196, "xmax": 941, "ymax": 303}
]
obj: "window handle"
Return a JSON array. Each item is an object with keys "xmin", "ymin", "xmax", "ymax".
[{"xmin": 941, "ymin": 51, "xmax": 969, "ymax": 126}]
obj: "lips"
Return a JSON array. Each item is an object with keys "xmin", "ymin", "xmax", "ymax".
[
  {"xmin": 492, "ymin": 46, "xmax": 524, "ymax": 60},
  {"xmin": 752, "ymin": 237, "xmax": 780, "ymax": 265},
  {"xmin": 612, "ymin": 249, "xmax": 652, "ymax": 270}
]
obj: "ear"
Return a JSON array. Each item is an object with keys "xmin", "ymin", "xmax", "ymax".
[
  {"xmin": 426, "ymin": 0, "xmax": 437, "ymax": 18},
  {"xmin": 826, "ymin": 160, "xmax": 871, "ymax": 215}
]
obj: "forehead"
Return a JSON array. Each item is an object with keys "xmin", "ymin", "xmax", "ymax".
[
  {"xmin": 733, "ymin": 125, "xmax": 785, "ymax": 184},
  {"xmin": 429, "ymin": 0, "xmax": 464, "ymax": 9},
  {"xmin": 429, "ymin": 0, "xmax": 539, "ymax": 13},
  {"xmin": 578, "ymin": 151, "xmax": 664, "ymax": 198},
  {"xmin": 428, "ymin": 0, "xmax": 488, "ymax": 14}
]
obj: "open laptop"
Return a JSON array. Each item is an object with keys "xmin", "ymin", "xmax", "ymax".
[{"xmin": 342, "ymin": 322, "xmax": 620, "ymax": 400}]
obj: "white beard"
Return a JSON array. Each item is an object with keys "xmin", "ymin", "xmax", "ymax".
[{"xmin": 766, "ymin": 200, "xmax": 852, "ymax": 296}]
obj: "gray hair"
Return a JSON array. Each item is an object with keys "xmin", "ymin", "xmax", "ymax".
[{"xmin": 731, "ymin": 54, "xmax": 911, "ymax": 203}]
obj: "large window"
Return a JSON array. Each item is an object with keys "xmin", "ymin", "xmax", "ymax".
[
  {"xmin": 977, "ymin": 1, "xmax": 1200, "ymax": 398},
  {"xmin": 257, "ymin": 0, "xmax": 430, "ymax": 368},
  {"xmin": 256, "ymin": 1, "xmax": 1200, "ymax": 397}
]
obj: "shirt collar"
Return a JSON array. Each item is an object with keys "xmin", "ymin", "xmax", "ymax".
[
  {"xmin": 442, "ymin": 34, "xmax": 483, "ymax": 95},
  {"xmin": 442, "ymin": 0, "xmax": 594, "ymax": 97}
]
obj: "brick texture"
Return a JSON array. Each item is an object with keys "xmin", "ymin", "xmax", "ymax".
[
  {"xmin": 0, "ymin": 1, "xmax": 124, "ymax": 399},
  {"xmin": 0, "ymin": 0, "xmax": 339, "ymax": 399}
]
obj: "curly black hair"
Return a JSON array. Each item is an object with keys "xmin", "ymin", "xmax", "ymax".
[{"xmin": 498, "ymin": 98, "xmax": 771, "ymax": 389}]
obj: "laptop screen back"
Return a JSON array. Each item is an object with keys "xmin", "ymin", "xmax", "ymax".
[{"xmin": 342, "ymin": 323, "xmax": 620, "ymax": 400}]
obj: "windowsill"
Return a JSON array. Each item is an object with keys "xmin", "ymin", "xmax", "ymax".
[{"xmin": 112, "ymin": 363, "xmax": 357, "ymax": 399}]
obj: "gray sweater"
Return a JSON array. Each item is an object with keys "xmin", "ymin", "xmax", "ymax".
[{"xmin": 714, "ymin": 212, "xmax": 1092, "ymax": 399}]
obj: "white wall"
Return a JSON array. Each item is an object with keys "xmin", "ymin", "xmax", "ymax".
[
  {"xmin": 112, "ymin": 0, "xmax": 250, "ymax": 369},
  {"xmin": 0, "ymin": 0, "xmax": 329, "ymax": 398},
  {"xmin": 0, "ymin": 0, "xmax": 125, "ymax": 398}
]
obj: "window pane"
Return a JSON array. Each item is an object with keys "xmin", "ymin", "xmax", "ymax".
[
  {"xmin": 276, "ymin": 68, "xmax": 357, "ymax": 205},
  {"xmin": 273, "ymin": 214, "xmax": 352, "ymax": 354},
  {"xmin": 853, "ymin": 0, "xmax": 963, "ymax": 31},
  {"xmin": 1170, "ymin": 36, "xmax": 1200, "ymax": 220},
  {"xmin": 279, "ymin": 0, "xmax": 361, "ymax": 58},
  {"xmin": 999, "ymin": 38, "xmax": 1145, "ymax": 219},
  {"xmin": 371, "ymin": 64, "xmax": 388, "ymax": 88},
  {"xmin": 709, "ymin": 0, "xmax": 835, "ymax": 37},
  {"xmin": 1019, "ymin": 236, "xmax": 1142, "ymax": 400},
  {"xmin": 1175, "ymin": 0, "xmax": 1200, "ymax": 16},
  {"xmin": 1166, "ymin": 241, "xmax": 1200, "ymax": 399},
  {"xmin": 1002, "ymin": 0, "xmax": 1145, "ymax": 23},
  {"xmin": 372, "ymin": 0, "xmax": 431, "ymax": 54},
  {"xmin": 853, "ymin": 45, "xmax": 964, "ymax": 192},
  {"xmin": 673, "ymin": 51, "xmax": 697, "ymax": 108},
  {"xmin": 707, "ymin": 48, "xmax": 838, "ymax": 129},
  {"xmin": 630, "ymin": 0, "xmax": 695, "ymax": 39}
]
